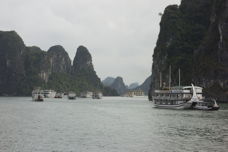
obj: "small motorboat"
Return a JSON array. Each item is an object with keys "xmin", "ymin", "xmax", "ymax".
[
  {"xmin": 192, "ymin": 98, "xmax": 219, "ymax": 111},
  {"xmin": 92, "ymin": 92, "xmax": 103, "ymax": 99},
  {"xmin": 55, "ymin": 92, "xmax": 63, "ymax": 98}
]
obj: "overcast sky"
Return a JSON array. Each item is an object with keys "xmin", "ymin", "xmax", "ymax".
[{"xmin": 0, "ymin": 0, "xmax": 180, "ymax": 85}]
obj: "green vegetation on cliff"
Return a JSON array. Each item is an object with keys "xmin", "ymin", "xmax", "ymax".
[
  {"xmin": 0, "ymin": 31, "xmax": 117, "ymax": 96},
  {"xmin": 153, "ymin": 1, "xmax": 213, "ymax": 85},
  {"xmin": 150, "ymin": 0, "xmax": 228, "ymax": 102},
  {"xmin": 0, "ymin": 31, "xmax": 26, "ymax": 95}
]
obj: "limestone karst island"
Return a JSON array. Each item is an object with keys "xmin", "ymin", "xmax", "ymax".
[{"xmin": 0, "ymin": 0, "xmax": 227, "ymax": 152}]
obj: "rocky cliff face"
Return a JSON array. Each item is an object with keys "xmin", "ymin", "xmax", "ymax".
[
  {"xmin": 23, "ymin": 46, "xmax": 48, "ymax": 92},
  {"xmin": 102, "ymin": 76, "xmax": 127, "ymax": 95},
  {"xmin": 194, "ymin": 0, "xmax": 228, "ymax": 101},
  {"xmin": 0, "ymin": 31, "xmax": 26, "ymax": 95},
  {"xmin": 0, "ymin": 31, "xmax": 109, "ymax": 96},
  {"xmin": 72, "ymin": 46, "xmax": 102, "ymax": 91},
  {"xmin": 73, "ymin": 46, "xmax": 94, "ymax": 72},
  {"xmin": 149, "ymin": 0, "xmax": 228, "ymax": 102},
  {"xmin": 25, "ymin": 45, "xmax": 71, "ymax": 84},
  {"xmin": 47, "ymin": 45, "xmax": 71, "ymax": 74},
  {"xmin": 110, "ymin": 77, "xmax": 127, "ymax": 95},
  {"xmin": 137, "ymin": 76, "xmax": 151, "ymax": 95}
]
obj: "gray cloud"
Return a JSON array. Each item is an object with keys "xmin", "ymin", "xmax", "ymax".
[{"xmin": 0, "ymin": 0, "xmax": 180, "ymax": 85}]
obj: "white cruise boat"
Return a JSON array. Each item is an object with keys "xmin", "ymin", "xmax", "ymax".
[
  {"xmin": 42, "ymin": 90, "xmax": 56, "ymax": 98},
  {"xmin": 68, "ymin": 92, "xmax": 76, "ymax": 100},
  {"xmin": 55, "ymin": 92, "xmax": 63, "ymax": 98},
  {"xmin": 152, "ymin": 67, "xmax": 219, "ymax": 110},
  {"xmin": 152, "ymin": 84, "xmax": 219, "ymax": 110},
  {"xmin": 80, "ymin": 91, "xmax": 93, "ymax": 98},
  {"xmin": 32, "ymin": 90, "xmax": 44, "ymax": 102}
]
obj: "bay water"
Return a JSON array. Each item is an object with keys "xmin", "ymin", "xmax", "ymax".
[{"xmin": 0, "ymin": 97, "xmax": 227, "ymax": 152}]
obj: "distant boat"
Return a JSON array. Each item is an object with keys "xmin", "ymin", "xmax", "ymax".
[
  {"xmin": 123, "ymin": 89, "xmax": 145, "ymax": 97},
  {"xmin": 92, "ymin": 92, "xmax": 103, "ymax": 99},
  {"xmin": 42, "ymin": 90, "xmax": 56, "ymax": 98},
  {"xmin": 32, "ymin": 90, "xmax": 44, "ymax": 102},
  {"xmin": 68, "ymin": 92, "xmax": 76, "ymax": 100},
  {"xmin": 80, "ymin": 91, "xmax": 93, "ymax": 98},
  {"xmin": 55, "ymin": 92, "xmax": 63, "ymax": 98}
]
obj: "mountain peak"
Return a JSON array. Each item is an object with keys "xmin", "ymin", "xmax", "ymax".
[
  {"xmin": 48, "ymin": 45, "xmax": 67, "ymax": 54},
  {"xmin": 73, "ymin": 45, "xmax": 93, "ymax": 72},
  {"xmin": 47, "ymin": 45, "xmax": 71, "ymax": 73},
  {"xmin": 72, "ymin": 45, "xmax": 102, "ymax": 90},
  {"xmin": 128, "ymin": 82, "xmax": 139, "ymax": 89},
  {"xmin": 102, "ymin": 77, "xmax": 115, "ymax": 87},
  {"xmin": 110, "ymin": 77, "xmax": 127, "ymax": 95}
]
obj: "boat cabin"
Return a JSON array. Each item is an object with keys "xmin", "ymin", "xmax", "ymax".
[{"xmin": 153, "ymin": 86, "xmax": 203, "ymax": 105}]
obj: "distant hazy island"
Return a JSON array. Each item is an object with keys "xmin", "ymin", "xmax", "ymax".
[
  {"xmin": 102, "ymin": 76, "xmax": 151, "ymax": 95},
  {"xmin": 149, "ymin": 0, "xmax": 228, "ymax": 102}
]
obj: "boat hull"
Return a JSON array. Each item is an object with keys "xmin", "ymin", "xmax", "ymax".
[
  {"xmin": 194, "ymin": 106, "xmax": 219, "ymax": 111},
  {"xmin": 68, "ymin": 97, "xmax": 76, "ymax": 100},
  {"xmin": 193, "ymin": 103, "xmax": 220, "ymax": 111},
  {"xmin": 33, "ymin": 99, "xmax": 44, "ymax": 102},
  {"xmin": 32, "ymin": 95, "xmax": 44, "ymax": 102},
  {"xmin": 153, "ymin": 101, "xmax": 192, "ymax": 110}
]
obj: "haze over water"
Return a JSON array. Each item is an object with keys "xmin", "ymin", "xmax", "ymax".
[{"xmin": 0, "ymin": 97, "xmax": 228, "ymax": 152}]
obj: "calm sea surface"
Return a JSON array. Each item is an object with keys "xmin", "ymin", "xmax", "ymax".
[{"xmin": 0, "ymin": 97, "xmax": 228, "ymax": 152}]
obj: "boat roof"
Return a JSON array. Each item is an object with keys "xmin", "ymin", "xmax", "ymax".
[
  {"xmin": 154, "ymin": 85, "xmax": 203, "ymax": 93},
  {"xmin": 182, "ymin": 86, "xmax": 202, "ymax": 89},
  {"xmin": 171, "ymin": 86, "xmax": 202, "ymax": 89}
]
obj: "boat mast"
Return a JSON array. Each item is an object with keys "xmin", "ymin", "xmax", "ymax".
[
  {"xmin": 159, "ymin": 72, "xmax": 162, "ymax": 89},
  {"xmin": 169, "ymin": 65, "xmax": 171, "ymax": 89},
  {"xmin": 178, "ymin": 68, "xmax": 181, "ymax": 87}
]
